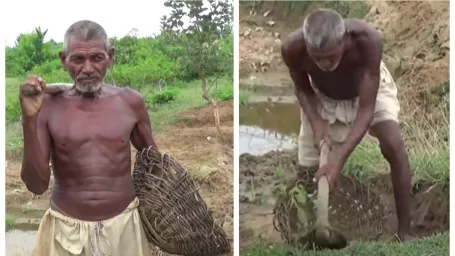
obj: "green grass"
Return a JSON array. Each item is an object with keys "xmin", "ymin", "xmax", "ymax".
[
  {"xmin": 5, "ymin": 215, "xmax": 16, "ymax": 231},
  {"xmin": 242, "ymin": 233, "xmax": 449, "ymax": 256},
  {"xmin": 5, "ymin": 76, "xmax": 233, "ymax": 150},
  {"xmin": 240, "ymin": 89, "xmax": 251, "ymax": 106},
  {"xmin": 142, "ymin": 77, "xmax": 233, "ymax": 131},
  {"xmin": 344, "ymin": 138, "xmax": 449, "ymax": 188}
]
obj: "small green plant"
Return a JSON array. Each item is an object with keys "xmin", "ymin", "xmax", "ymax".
[
  {"xmin": 21, "ymin": 205, "xmax": 33, "ymax": 213},
  {"xmin": 214, "ymin": 86, "xmax": 234, "ymax": 101},
  {"xmin": 239, "ymin": 91, "xmax": 250, "ymax": 106},
  {"xmin": 274, "ymin": 166, "xmax": 285, "ymax": 179},
  {"xmin": 151, "ymin": 87, "xmax": 179, "ymax": 105},
  {"xmin": 5, "ymin": 215, "xmax": 16, "ymax": 231}
]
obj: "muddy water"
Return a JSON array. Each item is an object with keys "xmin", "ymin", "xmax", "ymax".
[
  {"xmin": 239, "ymin": 101, "xmax": 301, "ymax": 155},
  {"xmin": 6, "ymin": 229, "xmax": 37, "ymax": 255}
]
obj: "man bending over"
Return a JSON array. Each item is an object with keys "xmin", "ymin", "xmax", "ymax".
[{"xmin": 281, "ymin": 9, "xmax": 412, "ymax": 241}]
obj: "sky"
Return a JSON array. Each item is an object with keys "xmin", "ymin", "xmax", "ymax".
[{"xmin": 3, "ymin": 0, "xmax": 171, "ymax": 46}]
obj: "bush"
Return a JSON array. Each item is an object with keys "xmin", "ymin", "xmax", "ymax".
[
  {"xmin": 6, "ymin": 28, "xmax": 233, "ymax": 91},
  {"xmin": 6, "ymin": 97, "xmax": 21, "ymax": 123},
  {"xmin": 151, "ymin": 87, "xmax": 179, "ymax": 105},
  {"xmin": 214, "ymin": 85, "xmax": 233, "ymax": 101}
]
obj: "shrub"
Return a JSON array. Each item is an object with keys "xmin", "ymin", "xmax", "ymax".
[
  {"xmin": 214, "ymin": 86, "xmax": 233, "ymax": 101},
  {"xmin": 151, "ymin": 87, "xmax": 179, "ymax": 105}
]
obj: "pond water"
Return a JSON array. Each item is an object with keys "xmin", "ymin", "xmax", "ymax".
[
  {"xmin": 239, "ymin": 101, "xmax": 301, "ymax": 155},
  {"xmin": 6, "ymin": 229, "xmax": 37, "ymax": 256}
]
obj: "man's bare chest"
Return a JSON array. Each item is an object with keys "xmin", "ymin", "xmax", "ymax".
[
  {"xmin": 307, "ymin": 65, "xmax": 362, "ymax": 100},
  {"xmin": 47, "ymin": 102, "xmax": 137, "ymax": 149}
]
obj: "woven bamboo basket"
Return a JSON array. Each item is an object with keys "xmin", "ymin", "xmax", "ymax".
[{"xmin": 132, "ymin": 146, "xmax": 231, "ymax": 256}]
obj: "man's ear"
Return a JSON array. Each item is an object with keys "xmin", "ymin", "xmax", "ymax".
[
  {"xmin": 59, "ymin": 51, "xmax": 68, "ymax": 71},
  {"xmin": 107, "ymin": 48, "xmax": 115, "ymax": 69}
]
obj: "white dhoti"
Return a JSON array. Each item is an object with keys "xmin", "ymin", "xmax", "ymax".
[
  {"xmin": 32, "ymin": 197, "xmax": 152, "ymax": 256},
  {"xmin": 298, "ymin": 61, "xmax": 400, "ymax": 166}
]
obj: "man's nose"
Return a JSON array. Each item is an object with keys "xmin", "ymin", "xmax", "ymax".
[{"xmin": 82, "ymin": 60, "xmax": 95, "ymax": 73}]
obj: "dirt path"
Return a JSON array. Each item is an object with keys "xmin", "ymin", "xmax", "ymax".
[
  {"xmin": 239, "ymin": 1, "xmax": 449, "ymax": 252},
  {"xmin": 5, "ymin": 101, "xmax": 234, "ymax": 253}
]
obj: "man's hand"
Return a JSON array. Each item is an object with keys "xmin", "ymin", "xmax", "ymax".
[
  {"xmin": 20, "ymin": 75, "xmax": 47, "ymax": 118},
  {"xmin": 312, "ymin": 119, "xmax": 332, "ymax": 151},
  {"xmin": 314, "ymin": 162, "xmax": 342, "ymax": 190}
]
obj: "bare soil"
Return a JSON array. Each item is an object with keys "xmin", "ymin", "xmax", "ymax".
[
  {"xmin": 5, "ymin": 101, "xmax": 234, "ymax": 254},
  {"xmin": 239, "ymin": 0, "xmax": 449, "ymax": 251}
]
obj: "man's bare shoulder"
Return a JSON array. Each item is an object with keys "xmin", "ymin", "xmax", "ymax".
[
  {"xmin": 347, "ymin": 19, "xmax": 382, "ymax": 56},
  {"xmin": 114, "ymin": 85, "xmax": 146, "ymax": 110},
  {"xmin": 281, "ymin": 29, "xmax": 307, "ymax": 67}
]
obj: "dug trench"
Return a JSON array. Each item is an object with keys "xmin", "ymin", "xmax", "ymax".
[
  {"xmin": 238, "ymin": 102, "xmax": 449, "ymax": 251},
  {"xmin": 5, "ymin": 101, "xmax": 234, "ymax": 255}
]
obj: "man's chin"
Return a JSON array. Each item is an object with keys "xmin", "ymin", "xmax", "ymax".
[{"xmin": 75, "ymin": 83, "xmax": 103, "ymax": 94}]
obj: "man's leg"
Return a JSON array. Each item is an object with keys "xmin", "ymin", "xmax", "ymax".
[{"xmin": 370, "ymin": 120, "xmax": 412, "ymax": 240}]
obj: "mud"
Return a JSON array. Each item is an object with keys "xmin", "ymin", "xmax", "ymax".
[
  {"xmin": 239, "ymin": 149, "xmax": 450, "ymax": 251},
  {"xmin": 5, "ymin": 101, "xmax": 234, "ymax": 255}
]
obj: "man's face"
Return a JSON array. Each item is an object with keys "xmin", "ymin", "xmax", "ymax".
[
  {"xmin": 59, "ymin": 39, "xmax": 114, "ymax": 94},
  {"xmin": 307, "ymin": 40, "xmax": 345, "ymax": 72}
]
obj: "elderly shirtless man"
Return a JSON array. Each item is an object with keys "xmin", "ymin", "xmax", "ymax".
[
  {"xmin": 281, "ymin": 9, "xmax": 412, "ymax": 241},
  {"xmin": 20, "ymin": 20, "xmax": 155, "ymax": 255}
]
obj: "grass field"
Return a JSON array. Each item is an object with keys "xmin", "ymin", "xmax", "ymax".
[
  {"xmin": 242, "ymin": 233, "xmax": 449, "ymax": 256},
  {"xmin": 5, "ymin": 76, "xmax": 233, "ymax": 151}
]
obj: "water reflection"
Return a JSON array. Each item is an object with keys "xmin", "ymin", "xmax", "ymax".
[
  {"xmin": 239, "ymin": 102, "xmax": 301, "ymax": 155},
  {"xmin": 240, "ymin": 102, "xmax": 301, "ymax": 136},
  {"xmin": 6, "ymin": 229, "xmax": 36, "ymax": 255},
  {"xmin": 239, "ymin": 125, "xmax": 297, "ymax": 155}
]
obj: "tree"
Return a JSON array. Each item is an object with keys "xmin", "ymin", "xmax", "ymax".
[{"xmin": 161, "ymin": 0, "xmax": 233, "ymax": 134}]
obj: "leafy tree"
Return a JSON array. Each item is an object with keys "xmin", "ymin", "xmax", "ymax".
[{"xmin": 161, "ymin": 0, "xmax": 233, "ymax": 133}]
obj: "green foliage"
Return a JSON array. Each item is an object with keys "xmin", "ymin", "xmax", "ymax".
[
  {"xmin": 5, "ymin": 96, "xmax": 21, "ymax": 123},
  {"xmin": 281, "ymin": 1, "xmax": 369, "ymax": 19},
  {"xmin": 213, "ymin": 85, "xmax": 233, "ymax": 101},
  {"xmin": 151, "ymin": 87, "xmax": 179, "ymax": 105},
  {"xmin": 5, "ymin": 1, "xmax": 233, "ymax": 88},
  {"xmin": 5, "ymin": 1, "xmax": 233, "ymax": 126},
  {"xmin": 161, "ymin": 0, "xmax": 233, "ymax": 79}
]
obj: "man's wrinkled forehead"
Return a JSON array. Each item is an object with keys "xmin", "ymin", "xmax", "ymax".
[{"xmin": 66, "ymin": 39, "xmax": 108, "ymax": 56}]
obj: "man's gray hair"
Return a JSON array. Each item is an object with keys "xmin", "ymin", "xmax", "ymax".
[
  {"xmin": 302, "ymin": 8, "xmax": 346, "ymax": 49},
  {"xmin": 63, "ymin": 20, "xmax": 109, "ymax": 52}
]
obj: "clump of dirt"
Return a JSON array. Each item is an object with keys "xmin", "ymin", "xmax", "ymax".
[{"xmin": 239, "ymin": 149, "xmax": 449, "ymax": 251}]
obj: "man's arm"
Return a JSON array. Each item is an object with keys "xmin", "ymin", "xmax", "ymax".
[
  {"xmin": 127, "ymin": 89, "xmax": 158, "ymax": 151},
  {"xmin": 282, "ymin": 42, "xmax": 323, "ymax": 129},
  {"xmin": 335, "ymin": 34, "xmax": 383, "ymax": 165},
  {"xmin": 21, "ymin": 96, "xmax": 52, "ymax": 195}
]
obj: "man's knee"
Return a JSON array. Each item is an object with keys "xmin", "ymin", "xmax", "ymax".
[{"xmin": 371, "ymin": 121, "xmax": 405, "ymax": 158}]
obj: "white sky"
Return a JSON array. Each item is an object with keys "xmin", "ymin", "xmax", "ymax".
[{"xmin": 3, "ymin": 0, "xmax": 171, "ymax": 46}]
